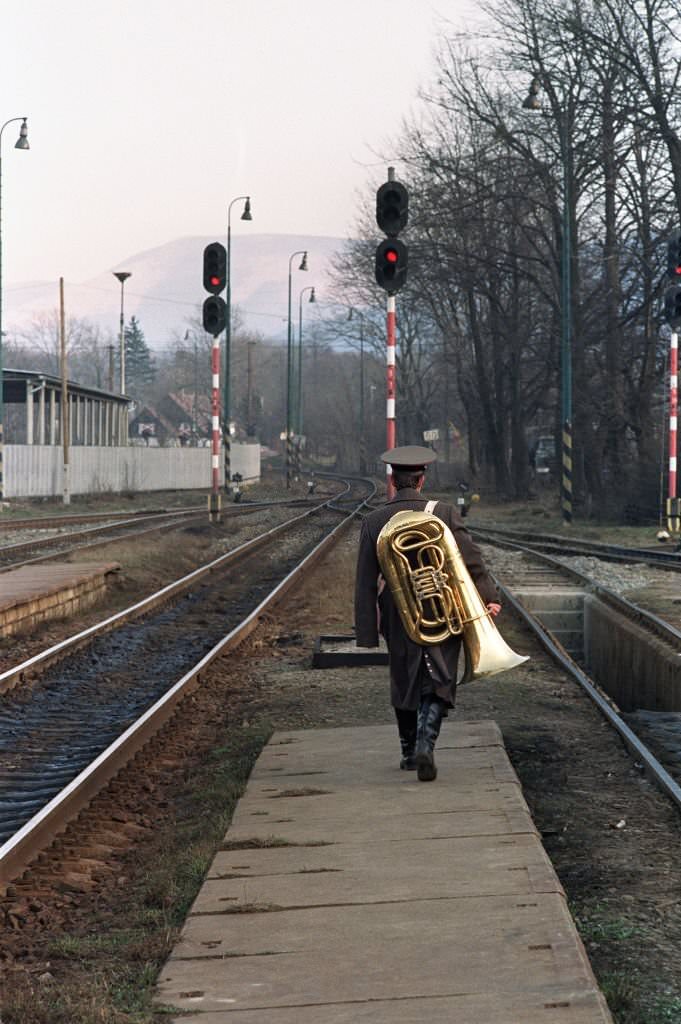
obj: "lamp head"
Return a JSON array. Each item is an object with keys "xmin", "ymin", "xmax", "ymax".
[
  {"xmin": 522, "ymin": 78, "xmax": 542, "ymax": 110},
  {"xmin": 15, "ymin": 118, "xmax": 29, "ymax": 150},
  {"xmin": 241, "ymin": 197, "xmax": 252, "ymax": 221},
  {"xmin": 299, "ymin": 252, "xmax": 308, "ymax": 272},
  {"xmin": 309, "ymin": 287, "xmax": 316, "ymax": 303},
  {"xmin": 114, "ymin": 271, "xmax": 132, "ymax": 284}
]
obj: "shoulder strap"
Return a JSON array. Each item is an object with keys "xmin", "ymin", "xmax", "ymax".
[{"xmin": 424, "ymin": 499, "xmax": 438, "ymax": 514}]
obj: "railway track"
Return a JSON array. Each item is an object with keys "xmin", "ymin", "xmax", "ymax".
[
  {"xmin": 0, "ymin": 506, "xmax": 205, "ymax": 531},
  {"xmin": 481, "ymin": 537, "xmax": 681, "ymax": 815},
  {"xmin": 474, "ymin": 522, "xmax": 681, "ymax": 569},
  {"xmin": 0, "ymin": 498, "xmax": 316, "ymax": 571},
  {"xmin": 0, "ymin": 478, "xmax": 374, "ymax": 884}
]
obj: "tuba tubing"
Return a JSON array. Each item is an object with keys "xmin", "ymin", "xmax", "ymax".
[{"xmin": 377, "ymin": 510, "xmax": 528, "ymax": 682}]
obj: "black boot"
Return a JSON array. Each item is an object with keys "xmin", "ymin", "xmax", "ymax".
[
  {"xmin": 415, "ymin": 697, "xmax": 445, "ymax": 781},
  {"xmin": 394, "ymin": 708, "xmax": 417, "ymax": 770}
]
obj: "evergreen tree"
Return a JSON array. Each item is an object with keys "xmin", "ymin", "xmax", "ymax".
[{"xmin": 123, "ymin": 316, "xmax": 156, "ymax": 401}]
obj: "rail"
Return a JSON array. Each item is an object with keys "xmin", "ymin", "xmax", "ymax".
[{"xmin": 0, "ymin": 481, "xmax": 370, "ymax": 883}]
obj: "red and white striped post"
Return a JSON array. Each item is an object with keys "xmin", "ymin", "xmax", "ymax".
[
  {"xmin": 668, "ymin": 329, "xmax": 679, "ymax": 534},
  {"xmin": 386, "ymin": 294, "xmax": 397, "ymax": 498},
  {"xmin": 375, "ymin": 166, "xmax": 408, "ymax": 499},
  {"xmin": 210, "ymin": 335, "xmax": 221, "ymax": 521}
]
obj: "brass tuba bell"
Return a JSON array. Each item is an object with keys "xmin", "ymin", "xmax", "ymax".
[{"xmin": 377, "ymin": 510, "xmax": 528, "ymax": 682}]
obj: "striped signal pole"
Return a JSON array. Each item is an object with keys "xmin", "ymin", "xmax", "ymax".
[
  {"xmin": 211, "ymin": 334, "xmax": 221, "ymax": 519},
  {"xmin": 386, "ymin": 295, "xmax": 396, "ymax": 498},
  {"xmin": 668, "ymin": 329, "xmax": 679, "ymax": 534},
  {"xmin": 202, "ymin": 243, "xmax": 227, "ymax": 522},
  {"xmin": 375, "ymin": 167, "xmax": 409, "ymax": 500},
  {"xmin": 663, "ymin": 234, "xmax": 681, "ymax": 534}
]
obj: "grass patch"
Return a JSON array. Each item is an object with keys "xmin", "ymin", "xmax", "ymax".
[
  {"xmin": 648, "ymin": 996, "xmax": 681, "ymax": 1023},
  {"xmin": 1, "ymin": 721, "xmax": 272, "ymax": 1024},
  {"xmin": 574, "ymin": 902, "xmax": 647, "ymax": 944},
  {"xmin": 599, "ymin": 971, "xmax": 646, "ymax": 1023}
]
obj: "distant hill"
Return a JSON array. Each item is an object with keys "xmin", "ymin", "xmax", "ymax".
[{"xmin": 4, "ymin": 234, "xmax": 347, "ymax": 348}]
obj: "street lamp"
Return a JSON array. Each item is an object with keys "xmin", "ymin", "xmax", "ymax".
[
  {"xmin": 523, "ymin": 77, "xmax": 573, "ymax": 524},
  {"xmin": 0, "ymin": 116, "xmax": 29, "ymax": 501},
  {"xmin": 113, "ymin": 271, "xmax": 131, "ymax": 395},
  {"xmin": 286, "ymin": 249, "xmax": 308, "ymax": 486},
  {"xmin": 348, "ymin": 307, "xmax": 367, "ymax": 473},
  {"xmin": 297, "ymin": 285, "xmax": 316, "ymax": 437},
  {"xmin": 225, "ymin": 195, "xmax": 252, "ymax": 492}
]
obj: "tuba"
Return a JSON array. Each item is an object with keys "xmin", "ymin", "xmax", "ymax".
[{"xmin": 376, "ymin": 510, "xmax": 528, "ymax": 682}]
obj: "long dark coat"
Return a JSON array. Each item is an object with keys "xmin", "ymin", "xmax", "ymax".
[{"xmin": 354, "ymin": 488, "xmax": 498, "ymax": 710}]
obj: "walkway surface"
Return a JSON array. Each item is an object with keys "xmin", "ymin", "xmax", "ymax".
[{"xmin": 155, "ymin": 721, "xmax": 613, "ymax": 1023}]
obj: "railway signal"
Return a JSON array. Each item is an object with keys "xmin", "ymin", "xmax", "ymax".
[
  {"xmin": 203, "ymin": 242, "xmax": 227, "ymax": 295},
  {"xmin": 667, "ymin": 229, "xmax": 681, "ymax": 279},
  {"xmin": 202, "ymin": 295, "xmax": 227, "ymax": 337},
  {"xmin": 664, "ymin": 284, "xmax": 681, "ymax": 326},
  {"xmin": 376, "ymin": 180, "xmax": 409, "ymax": 237},
  {"xmin": 375, "ymin": 237, "xmax": 408, "ymax": 295},
  {"xmin": 375, "ymin": 170, "xmax": 410, "ymax": 498}
]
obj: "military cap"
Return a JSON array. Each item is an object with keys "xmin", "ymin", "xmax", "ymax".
[{"xmin": 380, "ymin": 445, "xmax": 437, "ymax": 470}]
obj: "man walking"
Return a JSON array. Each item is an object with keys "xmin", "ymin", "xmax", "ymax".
[{"xmin": 354, "ymin": 446, "xmax": 501, "ymax": 781}]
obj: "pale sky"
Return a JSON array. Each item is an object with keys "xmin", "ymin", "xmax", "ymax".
[{"xmin": 1, "ymin": 0, "xmax": 476, "ymax": 289}]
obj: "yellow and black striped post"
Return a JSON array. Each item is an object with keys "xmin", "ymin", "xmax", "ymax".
[
  {"xmin": 224, "ymin": 429, "xmax": 231, "ymax": 494},
  {"xmin": 286, "ymin": 431, "xmax": 294, "ymax": 488},
  {"xmin": 561, "ymin": 420, "xmax": 573, "ymax": 525}
]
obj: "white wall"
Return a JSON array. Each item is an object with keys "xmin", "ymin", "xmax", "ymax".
[{"xmin": 4, "ymin": 442, "xmax": 261, "ymax": 498}]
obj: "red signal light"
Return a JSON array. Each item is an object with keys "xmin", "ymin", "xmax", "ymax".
[
  {"xmin": 675, "ymin": 266, "xmax": 681, "ymax": 275},
  {"xmin": 385, "ymin": 248, "xmax": 398, "ymax": 264},
  {"xmin": 210, "ymin": 275, "xmax": 222, "ymax": 287}
]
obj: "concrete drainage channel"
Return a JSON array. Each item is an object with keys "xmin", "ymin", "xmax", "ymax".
[
  {"xmin": 496, "ymin": 562, "xmax": 681, "ymax": 813},
  {"xmin": 514, "ymin": 585, "xmax": 585, "ymax": 661},
  {"xmin": 512, "ymin": 581, "xmax": 681, "ymax": 715}
]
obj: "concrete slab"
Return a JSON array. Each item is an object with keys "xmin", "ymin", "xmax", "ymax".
[
  {"xmin": 155, "ymin": 723, "xmax": 613, "ymax": 1023},
  {"xmin": 0, "ymin": 562, "xmax": 120, "ymax": 639},
  {"xmin": 195, "ymin": 832, "xmax": 560, "ymax": 911},
  {"xmin": 159, "ymin": 893, "xmax": 603, "ymax": 1013},
  {"xmin": 312, "ymin": 634, "xmax": 389, "ymax": 667},
  {"xmin": 223, "ymin": 801, "xmax": 536, "ymax": 846},
  {"xmin": 166, "ymin": 991, "xmax": 611, "ymax": 1024}
]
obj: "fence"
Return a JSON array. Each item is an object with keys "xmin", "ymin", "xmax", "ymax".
[{"xmin": 3, "ymin": 443, "xmax": 261, "ymax": 498}]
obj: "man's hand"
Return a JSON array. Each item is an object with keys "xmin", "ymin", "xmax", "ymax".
[{"xmin": 487, "ymin": 602, "xmax": 502, "ymax": 618}]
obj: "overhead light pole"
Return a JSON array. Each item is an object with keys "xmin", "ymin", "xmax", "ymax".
[
  {"xmin": 297, "ymin": 285, "xmax": 316, "ymax": 437},
  {"xmin": 286, "ymin": 249, "xmax": 308, "ymax": 486},
  {"xmin": 113, "ymin": 270, "xmax": 131, "ymax": 394},
  {"xmin": 348, "ymin": 307, "xmax": 367, "ymax": 473},
  {"xmin": 523, "ymin": 77, "xmax": 573, "ymax": 524},
  {"xmin": 225, "ymin": 195, "xmax": 252, "ymax": 492},
  {"xmin": 0, "ymin": 116, "xmax": 29, "ymax": 501}
]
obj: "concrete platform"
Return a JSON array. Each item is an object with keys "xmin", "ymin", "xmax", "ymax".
[
  {"xmin": 0, "ymin": 562, "xmax": 120, "ymax": 639},
  {"xmin": 155, "ymin": 722, "xmax": 613, "ymax": 1023}
]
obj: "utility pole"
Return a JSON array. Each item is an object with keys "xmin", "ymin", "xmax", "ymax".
[
  {"xmin": 59, "ymin": 277, "xmax": 70, "ymax": 505},
  {"xmin": 246, "ymin": 339, "xmax": 256, "ymax": 436}
]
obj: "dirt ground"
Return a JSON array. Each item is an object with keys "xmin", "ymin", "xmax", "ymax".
[{"xmin": 1, "ymin": 501, "xmax": 681, "ymax": 1022}]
